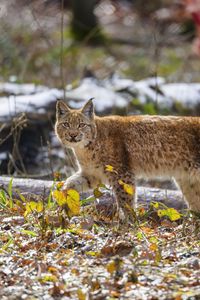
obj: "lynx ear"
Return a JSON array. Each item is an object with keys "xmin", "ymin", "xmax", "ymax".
[
  {"xmin": 56, "ymin": 100, "xmax": 70, "ymax": 117},
  {"xmin": 81, "ymin": 98, "xmax": 94, "ymax": 119}
]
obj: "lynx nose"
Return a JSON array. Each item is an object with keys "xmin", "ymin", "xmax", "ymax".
[{"xmin": 70, "ymin": 133, "xmax": 78, "ymax": 138}]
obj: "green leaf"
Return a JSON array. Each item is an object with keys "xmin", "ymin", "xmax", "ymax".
[
  {"xmin": 136, "ymin": 232, "xmax": 143, "ymax": 240},
  {"xmin": 81, "ymin": 196, "xmax": 96, "ymax": 205},
  {"xmin": 93, "ymin": 187, "xmax": 103, "ymax": 198},
  {"xmin": 1, "ymin": 236, "xmax": 13, "ymax": 251},
  {"xmin": 0, "ymin": 201, "xmax": 9, "ymax": 210},
  {"xmin": 21, "ymin": 230, "xmax": 38, "ymax": 237},
  {"xmin": 8, "ymin": 178, "xmax": 14, "ymax": 209},
  {"xmin": 0, "ymin": 189, "xmax": 7, "ymax": 203},
  {"xmin": 15, "ymin": 189, "xmax": 26, "ymax": 202},
  {"xmin": 0, "ymin": 190, "xmax": 9, "ymax": 210},
  {"xmin": 149, "ymin": 236, "xmax": 159, "ymax": 244},
  {"xmin": 98, "ymin": 183, "xmax": 107, "ymax": 189},
  {"xmin": 47, "ymin": 182, "xmax": 57, "ymax": 207},
  {"xmin": 8, "ymin": 178, "xmax": 13, "ymax": 199}
]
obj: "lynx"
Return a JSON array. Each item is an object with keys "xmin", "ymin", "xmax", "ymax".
[{"xmin": 55, "ymin": 99, "xmax": 200, "ymax": 222}]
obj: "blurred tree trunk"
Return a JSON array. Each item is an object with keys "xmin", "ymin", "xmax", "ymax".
[
  {"xmin": 70, "ymin": 0, "xmax": 101, "ymax": 42},
  {"xmin": 133, "ymin": 0, "xmax": 162, "ymax": 17}
]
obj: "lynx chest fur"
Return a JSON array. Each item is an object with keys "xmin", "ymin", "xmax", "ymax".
[{"xmin": 55, "ymin": 99, "xmax": 200, "ymax": 222}]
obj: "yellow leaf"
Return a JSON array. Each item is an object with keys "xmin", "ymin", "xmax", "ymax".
[
  {"xmin": 157, "ymin": 208, "xmax": 181, "ymax": 221},
  {"xmin": 107, "ymin": 261, "xmax": 116, "ymax": 274},
  {"xmin": 29, "ymin": 201, "xmax": 37, "ymax": 210},
  {"xmin": 86, "ymin": 251, "xmax": 98, "ymax": 256},
  {"xmin": 166, "ymin": 208, "xmax": 181, "ymax": 221},
  {"xmin": 118, "ymin": 180, "xmax": 135, "ymax": 195},
  {"xmin": 149, "ymin": 243, "xmax": 158, "ymax": 251},
  {"xmin": 77, "ymin": 289, "xmax": 86, "ymax": 300},
  {"xmin": 53, "ymin": 190, "xmax": 67, "ymax": 206},
  {"xmin": 24, "ymin": 204, "xmax": 31, "ymax": 217},
  {"xmin": 157, "ymin": 209, "xmax": 164, "ymax": 218},
  {"xmin": 53, "ymin": 189, "xmax": 80, "ymax": 217},
  {"xmin": 24, "ymin": 202, "xmax": 36, "ymax": 216},
  {"xmin": 152, "ymin": 202, "xmax": 159, "ymax": 209},
  {"xmin": 36, "ymin": 201, "xmax": 43, "ymax": 213},
  {"xmin": 56, "ymin": 181, "xmax": 64, "ymax": 190},
  {"xmin": 65, "ymin": 189, "xmax": 80, "ymax": 217},
  {"xmin": 124, "ymin": 183, "xmax": 134, "ymax": 195},
  {"xmin": 105, "ymin": 164, "xmax": 114, "ymax": 172},
  {"xmin": 40, "ymin": 274, "xmax": 58, "ymax": 283},
  {"xmin": 24, "ymin": 210, "xmax": 29, "ymax": 217},
  {"xmin": 24, "ymin": 201, "xmax": 44, "ymax": 216}
]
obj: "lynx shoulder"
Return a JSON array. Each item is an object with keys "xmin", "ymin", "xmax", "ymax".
[{"xmin": 55, "ymin": 99, "xmax": 200, "ymax": 222}]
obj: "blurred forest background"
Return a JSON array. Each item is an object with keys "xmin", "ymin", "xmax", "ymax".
[
  {"xmin": 1, "ymin": 0, "xmax": 200, "ymax": 178},
  {"xmin": 1, "ymin": 0, "xmax": 200, "ymax": 85}
]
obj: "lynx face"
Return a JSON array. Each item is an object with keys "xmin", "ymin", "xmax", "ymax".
[{"xmin": 55, "ymin": 100, "xmax": 97, "ymax": 147}]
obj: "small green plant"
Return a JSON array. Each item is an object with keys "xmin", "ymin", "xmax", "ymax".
[
  {"xmin": 0, "ymin": 189, "xmax": 8, "ymax": 210},
  {"xmin": 0, "ymin": 178, "xmax": 14, "ymax": 210},
  {"xmin": 151, "ymin": 201, "xmax": 182, "ymax": 221}
]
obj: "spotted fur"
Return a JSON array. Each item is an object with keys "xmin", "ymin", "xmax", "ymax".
[{"xmin": 55, "ymin": 99, "xmax": 200, "ymax": 222}]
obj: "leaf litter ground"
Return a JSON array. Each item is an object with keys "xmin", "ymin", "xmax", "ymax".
[{"xmin": 0, "ymin": 200, "xmax": 200, "ymax": 300}]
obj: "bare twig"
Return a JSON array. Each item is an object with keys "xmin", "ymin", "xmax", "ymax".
[
  {"xmin": 27, "ymin": 2, "xmax": 53, "ymax": 48},
  {"xmin": 0, "ymin": 114, "xmax": 27, "ymax": 146},
  {"xmin": 60, "ymin": 0, "xmax": 66, "ymax": 100}
]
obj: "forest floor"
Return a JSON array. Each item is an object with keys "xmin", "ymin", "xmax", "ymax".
[{"xmin": 0, "ymin": 186, "xmax": 200, "ymax": 300}]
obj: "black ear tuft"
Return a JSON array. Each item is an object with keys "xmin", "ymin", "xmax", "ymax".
[
  {"xmin": 56, "ymin": 100, "xmax": 70, "ymax": 117},
  {"xmin": 81, "ymin": 98, "xmax": 94, "ymax": 119}
]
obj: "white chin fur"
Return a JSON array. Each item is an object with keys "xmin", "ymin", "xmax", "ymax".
[{"xmin": 65, "ymin": 140, "xmax": 88, "ymax": 148}]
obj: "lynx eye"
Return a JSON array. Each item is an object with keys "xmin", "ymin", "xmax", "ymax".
[
  {"xmin": 78, "ymin": 123, "xmax": 87, "ymax": 129},
  {"xmin": 62, "ymin": 122, "xmax": 70, "ymax": 128}
]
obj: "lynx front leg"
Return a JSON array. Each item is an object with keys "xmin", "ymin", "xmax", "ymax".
[
  {"xmin": 107, "ymin": 170, "xmax": 136, "ymax": 223},
  {"xmin": 62, "ymin": 171, "xmax": 100, "ymax": 193}
]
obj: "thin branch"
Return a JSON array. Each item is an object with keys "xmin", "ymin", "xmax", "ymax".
[
  {"xmin": 0, "ymin": 114, "xmax": 27, "ymax": 146},
  {"xmin": 27, "ymin": 2, "xmax": 53, "ymax": 48},
  {"xmin": 60, "ymin": 0, "xmax": 66, "ymax": 100}
]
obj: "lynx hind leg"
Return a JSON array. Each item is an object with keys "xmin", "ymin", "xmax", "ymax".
[{"xmin": 175, "ymin": 176, "xmax": 200, "ymax": 213}]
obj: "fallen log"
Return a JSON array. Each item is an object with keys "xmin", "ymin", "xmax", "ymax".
[{"xmin": 0, "ymin": 176, "xmax": 187, "ymax": 212}]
